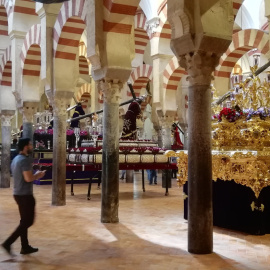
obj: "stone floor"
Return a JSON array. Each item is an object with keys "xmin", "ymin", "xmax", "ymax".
[{"xmin": 0, "ymin": 172, "xmax": 270, "ymax": 270}]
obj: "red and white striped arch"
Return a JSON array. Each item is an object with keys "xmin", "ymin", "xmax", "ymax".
[
  {"xmin": 233, "ymin": 0, "xmax": 244, "ymax": 20},
  {"xmin": 103, "ymin": 0, "xmax": 140, "ymax": 35},
  {"xmin": 0, "ymin": 2, "xmax": 8, "ymax": 36},
  {"xmin": 12, "ymin": 0, "xmax": 37, "ymax": 17},
  {"xmin": 129, "ymin": 64, "xmax": 153, "ymax": 97},
  {"xmin": 20, "ymin": 24, "xmax": 41, "ymax": 77},
  {"xmin": 163, "ymin": 57, "xmax": 187, "ymax": 91},
  {"xmin": 80, "ymin": 92, "xmax": 91, "ymax": 111},
  {"xmin": 77, "ymin": 83, "xmax": 91, "ymax": 110},
  {"xmin": 216, "ymin": 29, "xmax": 269, "ymax": 78},
  {"xmin": 77, "ymin": 83, "xmax": 91, "ymax": 101},
  {"xmin": 53, "ymin": 0, "xmax": 87, "ymax": 61},
  {"xmin": 79, "ymin": 42, "xmax": 90, "ymax": 75},
  {"xmin": 134, "ymin": 10, "xmax": 149, "ymax": 56},
  {"xmin": 0, "ymin": 45, "xmax": 11, "ymax": 86}
]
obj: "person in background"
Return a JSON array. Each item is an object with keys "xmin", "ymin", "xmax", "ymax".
[
  {"xmin": 120, "ymin": 170, "xmax": 126, "ymax": 180},
  {"xmin": 149, "ymin": 169, "xmax": 157, "ymax": 185},
  {"xmin": 1, "ymin": 138, "xmax": 46, "ymax": 256},
  {"xmin": 70, "ymin": 103, "xmax": 85, "ymax": 128}
]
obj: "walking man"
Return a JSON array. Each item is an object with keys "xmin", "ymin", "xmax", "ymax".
[{"xmin": 1, "ymin": 138, "xmax": 46, "ymax": 256}]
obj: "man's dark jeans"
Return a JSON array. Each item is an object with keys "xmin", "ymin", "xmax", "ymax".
[{"xmin": 4, "ymin": 195, "xmax": 35, "ymax": 248}]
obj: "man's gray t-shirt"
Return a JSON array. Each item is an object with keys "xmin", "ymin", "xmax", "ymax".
[{"xmin": 11, "ymin": 154, "xmax": 33, "ymax": 195}]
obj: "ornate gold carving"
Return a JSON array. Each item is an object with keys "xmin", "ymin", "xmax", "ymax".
[
  {"xmin": 250, "ymin": 201, "xmax": 264, "ymax": 212},
  {"xmin": 165, "ymin": 150, "xmax": 270, "ymax": 198}
]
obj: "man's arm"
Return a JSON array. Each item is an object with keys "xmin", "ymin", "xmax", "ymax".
[{"xmin": 23, "ymin": 170, "xmax": 46, "ymax": 183}]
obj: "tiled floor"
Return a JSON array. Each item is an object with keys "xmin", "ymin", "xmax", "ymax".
[{"xmin": 0, "ymin": 172, "xmax": 270, "ymax": 270}]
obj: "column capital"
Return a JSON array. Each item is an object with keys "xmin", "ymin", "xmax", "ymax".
[
  {"xmin": 52, "ymin": 91, "xmax": 73, "ymax": 117},
  {"xmin": 146, "ymin": 17, "xmax": 160, "ymax": 35},
  {"xmin": 36, "ymin": 3, "xmax": 62, "ymax": 26},
  {"xmin": 99, "ymin": 79, "xmax": 123, "ymax": 104},
  {"xmin": 1, "ymin": 110, "xmax": 15, "ymax": 126},
  {"xmin": 179, "ymin": 51, "xmax": 220, "ymax": 86},
  {"xmin": 21, "ymin": 102, "xmax": 39, "ymax": 123}
]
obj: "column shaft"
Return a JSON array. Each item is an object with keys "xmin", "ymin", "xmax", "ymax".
[
  {"xmin": 188, "ymin": 85, "xmax": 213, "ymax": 254},
  {"xmin": 51, "ymin": 93, "xmax": 72, "ymax": 206},
  {"xmin": 23, "ymin": 122, "xmax": 33, "ymax": 140},
  {"xmin": 52, "ymin": 112, "xmax": 67, "ymax": 206},
  {"xmin": 0, "ymin": 119, "xmax": 12, "ymax": 188},
  {"xmin": 101, "ymin": 101, "xmax": 119, "ymax": 222},
  {"xmin": 159, "ymin": 118, "xmax": 173, "ymax": 189},
  {"xmin": 100, "ymin": 80, "xmax": 122, "ymax": 223}
]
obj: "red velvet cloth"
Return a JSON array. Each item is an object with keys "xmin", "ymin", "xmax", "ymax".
[{"xmin": 34, "ymin": 163, "xmax": 177, "ymax": 171}]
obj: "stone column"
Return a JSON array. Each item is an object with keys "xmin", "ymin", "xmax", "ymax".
[
  {"xmin": 159, "ymin": 116, "xmax": 173, "ymax": 189},
  {"xmin": 51, "ymin": 91, "xmax": 73, "ymax": 206},
  {"xmin": 181, "ymin": 51, "xmax": 219, "ymax": 254},
  {"xmin": 22, "ymin": 102, "xmax": 38, "ymax": 140},
  {"xmin": 0, "ymin": 112, "xmax": 15, "ymax": 188},
  {"xmin": 100, "ymin": 79, "xmax": 122, "ymax": 223}
]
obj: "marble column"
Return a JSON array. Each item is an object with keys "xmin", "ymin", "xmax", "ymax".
[
  {"xmin": 160, "ymin": 117, "xmax": 173, "ymax": 189},
  {"xmin": 51, "ymin": 91, "xmax": 73, "ymax": 206},
  {"xmin": 0, "ymin": 112, "xmax": 15, "ymax": 188},
  {"xmin": 22, "ymin": 102, "xmax": 38, "ymax": 140},
  {"xmin": 182, "ymin": 51, "xmax": 219, "ymax": 254},
  {"xmin": 100, "ymin": 79, "xmax": 122, "ymax": 223}
]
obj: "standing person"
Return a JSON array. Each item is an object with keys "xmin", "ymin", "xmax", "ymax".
[
  {"xmin": 120, "ymin": 170, "xmax": 126, "ymax": 180},
  {"xmin": 1, "ymin": 138, "xmax": 46, "ymax": 256},
  {"xmin": 149, "ymin": 169, "xmax": 157, "ymax": 185}
]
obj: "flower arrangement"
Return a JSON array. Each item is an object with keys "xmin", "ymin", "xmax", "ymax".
[
  {"xmin": 213, "ymin": 107, "xmax": 270, "ymax": 122},
  {"xmin": 35, "ymin": 140, "xmax": 46, "ymax": 149},
  {"xmin": 214, "ymin": 108, "xmax": 242, "ymax": 122},
  {"xmin": 80, "ymin": 130, "xmax": 88, "ymax": 136},
  {"xmin": 66, "ymin": 129, "xmax": 74, "ymax": 136},
  {"xmin": 245, "ymin": 108, "xmax": 269, "ymax": 120},
  {"xmin": 47, "ymin": 129, "xmax": 53, "ymax": 135}
]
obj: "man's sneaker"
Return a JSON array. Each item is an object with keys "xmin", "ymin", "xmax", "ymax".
[
  {"xmin": 1, "ymin": 243, "xmax": 15, "ymax": 257},
  {"xmin": 20, "ymin": 246, "xmax": 39, "ymax": 255}
]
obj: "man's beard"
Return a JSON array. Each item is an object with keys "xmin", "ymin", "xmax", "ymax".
[{"xmin": 27, "ymin": 149, "xmax": 33, "ymax": 154}]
